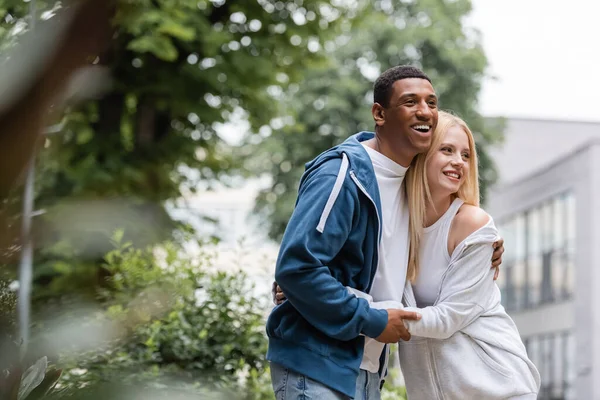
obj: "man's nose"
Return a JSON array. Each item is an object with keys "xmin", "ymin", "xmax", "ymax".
[{"xmin": 416, "ymin": 102, "xmax": 433, "ymax": 120}]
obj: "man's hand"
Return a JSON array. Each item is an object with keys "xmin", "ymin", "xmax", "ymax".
[
  {"xmin": 492, "ymin": 237, "xmax": 505, "ymax": 280},
  {"xmin": 272, "ymin": 281, "xmax": 286, "ymax": 305},
  {"xmin": 271, "ymin": 283, "xmax": 422, "ymax": 342},
  {"xmin": 375, "ymin": 309, "xmax": 421, "ymax": 343}
]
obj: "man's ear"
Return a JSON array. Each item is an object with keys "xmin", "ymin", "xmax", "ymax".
[{"xmin": 372, "ymin": 103, "xmax": 385, "ymax": 127}]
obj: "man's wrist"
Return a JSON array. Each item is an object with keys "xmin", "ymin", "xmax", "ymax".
[{"xmin": 361, "ymin": 306, "xmax": 388, "ymax": 338}]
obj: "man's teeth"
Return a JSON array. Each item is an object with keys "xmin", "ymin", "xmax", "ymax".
[
  {"xmin": 444, "ymin": 172, "xmax": 460, "ymax": 179},
  {"xmin": 413, "ymin": 125, "xmax": 430, "ymax": 132}
]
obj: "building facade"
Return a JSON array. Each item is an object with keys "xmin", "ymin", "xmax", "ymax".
[{"xmin": 486, "ymin": 118, "xmax": 600, "ymax": 400}]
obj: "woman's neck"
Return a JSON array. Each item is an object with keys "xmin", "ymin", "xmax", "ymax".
[{"xmin": 424, "ymin": 192, "xmax": 454, "ymax": 227}]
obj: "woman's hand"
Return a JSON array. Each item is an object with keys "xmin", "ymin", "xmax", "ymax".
[{"xmin": 272, "ymin": 281, "xmax": 286, "ymax": 305}]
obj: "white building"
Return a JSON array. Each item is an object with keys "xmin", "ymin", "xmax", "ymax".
[{"xmin": 486, "ymin": 117, "xmax": 600, "ymax": 400}]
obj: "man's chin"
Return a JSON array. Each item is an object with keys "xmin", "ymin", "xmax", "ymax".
[{"xmin": 412, "ymin": 139, "xmax": 432, "ymax": 154}]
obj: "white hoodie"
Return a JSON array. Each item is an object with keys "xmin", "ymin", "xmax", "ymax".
[{"xmin": 350, "ymin": 218, "xmax": 541, "ymax": 399}]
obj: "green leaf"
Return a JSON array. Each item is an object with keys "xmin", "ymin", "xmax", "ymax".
[
  {"xmin": 112, "ymin": 229, "xmax": 125, "ymax": 245},
  {"xmin": 18, "ymin": 357, "xmax": 47, "ymax": 400},
  {"xmin": 26, "ymin": 368, "xmax": 62, "ymax": 400},
  {"xmin": 158, "ymin": 21, "xmax": 195, "ymax": 42},
  {"xmin": 127, "ymin": 35, "xmax": 178, "ymax": 62}
]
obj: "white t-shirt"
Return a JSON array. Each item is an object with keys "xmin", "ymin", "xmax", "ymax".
[
  {"xmin": 412, "ymin": 198, "xmax": 465, "ymax": 307},
  {"xmin": 360, "ymin": 144, "xmax": 410, "ymax": 373}
]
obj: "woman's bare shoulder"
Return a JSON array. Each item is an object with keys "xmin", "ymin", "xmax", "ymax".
[{"xmin": 450, "ymin": 204, "xmax": 491, "ymax": 248}]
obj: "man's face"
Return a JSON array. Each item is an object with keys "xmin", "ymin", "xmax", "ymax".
[{"xmin": 375, "ymin": 78, "xmax": 438, "ymax": 154}]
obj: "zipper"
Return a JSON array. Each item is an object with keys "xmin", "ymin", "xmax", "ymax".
[
  {"xmin": 429, "ymin": 341, "xmax": 445, "ymax": 399},
  {"xmin": 349, "ymin": 170, "xmax": 381, "ymax": 291},
  {"xmin": 431, "ymin": 239, "xmax": 471, "ymax": 306},
  {"xmin": 349, "ymin": 169, "xmax": 388, "ymax": 383},
  {"xmin": 403, "ymin": 284, "xmax": 416, "ymax": 308},
  {"xmin": 349, "ymin": 170, "xmax": 380, "ymax": 242}
]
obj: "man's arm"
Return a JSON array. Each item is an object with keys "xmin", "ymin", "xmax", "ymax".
[
  {"xmin": 273, "ymin": 284, "xmax": 420, "ymax": 342},
  {"xmin": 274, "ymin": 168, "xmax": 418, "ymax": 342}
]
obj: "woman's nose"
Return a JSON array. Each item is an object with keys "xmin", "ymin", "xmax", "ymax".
[{"xmin": 451, "ymin": 156, "xmax": 464, "ymax": 167}]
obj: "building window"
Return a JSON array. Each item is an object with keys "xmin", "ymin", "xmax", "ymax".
[
  {"xmin": 525, "ymin": 331, "xmax": 575, "ymax": 400},
  {"xmin": 565, "ymin": 193, "xmax": 576, "ymax": 298},
  {"xmin": 527, "ymin": 206, "xmax": 542, "ymax": 308},
  {"xmin": 514, "ymin": 214, "xmax": 527, "ymax": 309},
  {"xmin": 498, "ymin": 191, "xmax": 575, "ymax": 311}
]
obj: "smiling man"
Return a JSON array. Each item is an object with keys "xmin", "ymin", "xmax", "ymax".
[{"xmin": 266, "ymin": 65, "xmax": 504, "ymax": 400}]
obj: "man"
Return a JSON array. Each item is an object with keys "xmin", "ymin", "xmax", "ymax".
[{"xmin": 266, "ymin": 65, "xmax": 504, "ymax": 399}]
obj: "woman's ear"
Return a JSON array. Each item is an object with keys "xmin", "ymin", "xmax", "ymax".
[{"xmin": 372, "ymin": 103, "xmax": 385, "ymax": 127}]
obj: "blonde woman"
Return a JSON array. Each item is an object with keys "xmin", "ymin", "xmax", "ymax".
[{"xmin": 392, "ymin": 111, "xmax": 540, "ymax": 399}]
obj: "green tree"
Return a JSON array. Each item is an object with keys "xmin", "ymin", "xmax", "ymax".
[
  {"xmin": 250, "ymin": 0, "xmax": 505, "ymax": 241},
  {"xmin": 0, "ymin": 0, "xmax": 350, "ymax": 296}
]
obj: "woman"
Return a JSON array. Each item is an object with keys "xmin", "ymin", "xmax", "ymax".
[{"xmin": 394, "ymin": 110, "xmax": 540, "ymax": 399}]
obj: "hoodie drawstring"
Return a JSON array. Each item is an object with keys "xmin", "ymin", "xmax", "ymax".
[{"xmin": 316, "ymin": 153, "xmax": 349, "ymax": 233}]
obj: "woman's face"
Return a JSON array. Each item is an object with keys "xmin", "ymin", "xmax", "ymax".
[{"xmin": 426, "ymin": 125, "xmax": 471, "ymax": 198}]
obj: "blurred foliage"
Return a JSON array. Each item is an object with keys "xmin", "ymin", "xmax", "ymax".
[
  {"xmin": 0, "ymin": 275, "xmax": 19, "ymax": 389},
  {"xmin": 0, "ymin": 274, "xmax": 17, "ymax": 336},
  {"xmin": 0, "ymin": 0, "xmax": 350, "ymax": 295},
  {"xmin": 1, "ymin": 279, "xmax": 63, "ymax": 400},
  {"xmin": 1, "ymin": 234, "xmax": 271, "ymax": 398},
  {"xmin": 3, "ymin": 356, "xmax": 63, "ymax": 400},
  {"xmin": 380, "ymin": 344, "xmax": 407, "ymax": 400},
  {"xmin": 244, "ymin": 366, "xmax": 276, "ymax": 400},
  {"xmin": 382, "ymin": 384, "xmax": 407, "ymax": 400},
  {"xmin": 28, "ymin": 232, "xmax": 270, "ymax": 398},
  {"xmin": 249, "ymin": 0, "xmax": 505, "ymax": 241}
]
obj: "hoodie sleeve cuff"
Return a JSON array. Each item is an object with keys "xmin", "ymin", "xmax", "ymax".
[{"xmin": 361, "ymin": 306, "xmax": 388, "ymax": 339}]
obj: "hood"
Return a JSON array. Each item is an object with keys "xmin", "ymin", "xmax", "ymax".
[{"xmin": 301, "ymin": 131, "xmax": 380, "ymax": 196}]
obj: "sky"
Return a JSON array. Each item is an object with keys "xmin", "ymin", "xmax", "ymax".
[{"xmin": 468, "ymin": 0, "xmax": 600, "ymax": 122}]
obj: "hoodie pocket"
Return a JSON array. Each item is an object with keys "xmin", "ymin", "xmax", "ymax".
[
  {"xmin": 278, "ymin": 317, "xmax": 330, "ymax": 356},
  {"xmin": 432, "ymin": 334, "xmax": 522, "ymax": 399},
  {"xmin": 268, "ymin": 303, "xmax": 330, "ymax": 356},
  {"xmin": 469, "ymin": 339, "xmax": 512, "ymax": 378}
]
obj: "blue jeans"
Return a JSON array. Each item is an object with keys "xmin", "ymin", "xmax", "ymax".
[{"xmin": 270, "ymin": 363, "xmax": 381, "ymax": 400}]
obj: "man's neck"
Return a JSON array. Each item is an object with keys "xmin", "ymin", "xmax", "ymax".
[{"xmin": 363, "ymin": 135, "xmax": 414, "ymax": 168}]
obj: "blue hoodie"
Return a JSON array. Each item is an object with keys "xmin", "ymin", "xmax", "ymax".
[{"xmin": 266, "ymin": 132, "xmax": 388, "ymax": 398}]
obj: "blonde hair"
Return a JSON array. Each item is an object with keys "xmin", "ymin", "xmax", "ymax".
[{"xmin": 404, "ymin": 111, "xmax": 480, "ymax": 282}]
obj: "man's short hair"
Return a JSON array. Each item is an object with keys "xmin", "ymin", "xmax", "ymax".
[{"xmin": 374, "ymin": 65, "xmax": 431, "ymax": 108}]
